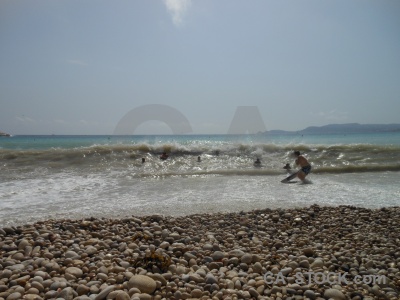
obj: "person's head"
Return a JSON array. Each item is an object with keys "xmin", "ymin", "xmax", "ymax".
[{"xmin": 294, "ymin": 150, "xmax": 301, "ymax": 157}]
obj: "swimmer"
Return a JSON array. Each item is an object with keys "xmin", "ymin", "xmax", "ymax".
[
  {"xmin": 160, "ymin": 152, "xmax": 169, "ymax": 160},
  {"xmin": 293, "ymin": 151, "xmax": 311, "ymax": 182}
]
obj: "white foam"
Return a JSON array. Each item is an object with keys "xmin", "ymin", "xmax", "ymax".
[{"xmin": 1, "ymin": 170, "xmax": 399, "ymax": 227}]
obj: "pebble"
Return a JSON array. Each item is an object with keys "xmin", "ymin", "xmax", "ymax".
[
  {"xmin": 127, "ymin": 275, "xmax": 156, "ymax": 294},
  {"xmin": 205, "ymin": 273, "xmax": 218, "ymax": 284},
  {"xmin": 303, "ymin": 247, "xmax": 315, "ymax": 257},
  {"xmin": 310, "ymin": 258, "xmax": 324, "ymax": 269},
  {"xmin": 94, "ymin": 285, "xmax": 114, "ymax": 300},
  {"xmin": 65, "ymin": 266, "xmax": 83, "ymax": 278},
  {"xmin": 323, "ymin": 288, "xmax": 346, "ymax": 300},
  {"xmin": 252, "ymin": 262, "xmax": 263, "ymax": 274},
  {"xmin": 211, "ymin": 251, "xmax": 225, "ymax": 261},
  {"xmin": 281, "ymin": 267, "xmax": 293, "ymax": 276},
  {"xmin": 240, "ymin": 253, "xmax": 253, "ymax": 264},
  {"xmin": 0, "ymin": 205, "xmax": 398, "ymax": 299},
  {"xmin": 299, "ymin": 259, "xmax": 310, "ymax": 269},
  {"xmin": 115, "ymin": 291, "xmax": 130, "ymax": 300},
  {"xmin": 5, "ymin": 292, "xmax": 22, "ymax": 300},
  {"xmin": 304, "ymin": 289, "xmax": 316, "ymax": 299},
  {"xmin": 57, "ymin": 287, "xmax": 77, "ymax": 300}
]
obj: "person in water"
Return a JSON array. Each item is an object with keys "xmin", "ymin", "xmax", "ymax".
[
  {"xmin": 254, "ymin": 158, "xmax": 261, "ymax": 167},
  {"xmin": 293, "ymin": 150, "xmax": 311, "ymax": 181},
  {"xmin": 160, "ymin": 152, "xmax": 169, "ymax": 160},
  {"xmin": 283, "ymin": 163, "xmax": 291, "ymax": 172}
]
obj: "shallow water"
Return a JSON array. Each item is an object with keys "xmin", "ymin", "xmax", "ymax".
[
  {"xmin": 1, "ymin": 133, "xmax": 399, "ymax": 227},
  {"xmin": 1, "ymin": 171, "xmax": 399, "ymax": 227}
]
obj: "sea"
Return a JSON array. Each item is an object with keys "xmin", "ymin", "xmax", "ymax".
[{"xmin": 1, "ymin": 132, "xmax": 399, "ymax": 227}]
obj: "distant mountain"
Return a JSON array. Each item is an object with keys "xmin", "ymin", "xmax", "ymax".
[{"xmin": 264, "ymin": 123, "xmax": 400, "ymax": 135}]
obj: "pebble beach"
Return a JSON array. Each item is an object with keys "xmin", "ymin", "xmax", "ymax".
[{"xmin": 1, "ymin": 205, "xmax": 399, "ymax": 300}]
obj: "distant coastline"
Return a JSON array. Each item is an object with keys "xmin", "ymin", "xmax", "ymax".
[
  {"xmin": 2, "ymin": 123, "xmax": 400, "ymax": 137},
  {"xmin": 263, "ymin": 123, "xmax": 400, "ymax": 135},
  {"xmin": 0, "ymin": 131, "xmax": 11, "ymax": 137}
]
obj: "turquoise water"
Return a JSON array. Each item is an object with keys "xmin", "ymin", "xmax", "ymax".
[
  {"xmin": 1, "ymin": 132, "xmax": 400, "ymax": 150},
  {"xmin": 0, "ymin": 132, "xmax": 399, "ymax": 226}
]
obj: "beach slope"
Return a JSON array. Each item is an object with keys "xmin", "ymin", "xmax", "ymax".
[{"xmin": 0, "ymin": 205, "xmax": 399, "ymax": 299}]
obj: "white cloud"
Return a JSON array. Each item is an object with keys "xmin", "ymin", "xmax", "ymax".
[
  {"xmin": 16, "ymin": 115, "xmax": 36, "ymax": 123},
  {"xmin": 311, "ymin": 109, "xmax": 349, "ymax": 122},
  {"xmin": 54, "ymin": 119, "xmax": 66, "ymax": 124},
  {"xmin": 79, "ymin": 119, "xmax": 101, "ymax": 126},
  {"xmin": 67, "ymin": 59, "xmax": 88, "ymax": 66},
  {"xmin": 163, "ymin": 0, "xmax": 191, "ymax": 27}
]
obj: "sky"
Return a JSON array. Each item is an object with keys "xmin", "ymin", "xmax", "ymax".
[{"xmin": 0, "ymin": 0, "xmax": 399, "ymax": 135}]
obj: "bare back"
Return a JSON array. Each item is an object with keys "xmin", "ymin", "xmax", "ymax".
[{"xmin": 295, "ymin": 155, "xmax": 310, "ymax": 167}]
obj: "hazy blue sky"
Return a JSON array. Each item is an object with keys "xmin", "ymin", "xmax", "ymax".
[{"xmin": 1, "ymin": 0, "xmax": 399, "ymax": 134}]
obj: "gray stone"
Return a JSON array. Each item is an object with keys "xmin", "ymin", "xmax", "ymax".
[
  {"xmin": 248, "ymin": 287, "xmax": 259, "ymax": 298},
  {"xmin": 211, "ymin": 251, "xmax": 225, "ymax": 261},
  {"xmin": 65, "ymin": 250, "xmax": 79, "ymax": 259},
  {"xmin": 303, "ymin": 247, "xmax": 314, "ymax": 257},
  {"xmin": 115, "ymin": 291, "xmax": 130, "ymax": 300},
  {"xmin": 183, "ymin": 252, "xmax": 196, "ymax": 261},
  {"xmin": 304, "ymin": 289, "xmax": 316, "ymax": 300},
  {"xmin": 94, "ymin": 285, "xmax": 115, "ymax": 300},
  {"xmin": 85, "ymin": 246, "xmax": 97, "ymax": 255},
  {"xmin": 18, "ymin": 239, "xmax": 30, "ymax": 250},
  {"xmin": 6, "ymin": 264, "xmax": 25, "ymax": 271},
  {"xmin": 2, "ymin": 227, "xmax": 15, "ymax": 234},
  {"xmin": 127, "ymin": 275, "xmax": 156, "ymax": 294},
  {"xmin": 76, "ymin": 284, "xmax": 90, "ymax": 295},
  {"xmin": 310, "ymin": 258, "xmax": 324, "ymax": 269},
  {"xmin": 323, "ymin": 288, "xmax": 346, "ymax": 300},
  {"xmin": 65, "ymin": 266, "xmax": 83, "ymax": 278},
  {"xmin": 299, "ymin": 259, "xmax": 310, "ymax": 269},
  {"xmin": 228, "ymin": 249, "xmax": 245, "ymax": 258},
  {"xmin": 5, "ymin": 292, "xmax": 22, "ymax": 300},
  {"xmin": 205, "ymin": 273, "xmax": 218, "ymax": 284},
  {"xmin": 191, "ymin": 289, "xmax": 203, "ymax": 298},
  {"xmin": 241, "ymin": 253, "xmax": 253, "ymax": 264},
  {"xmin": 271, "ymin": 286, "xmax": 281, "ymax": 294},
  {"xmin": 57, "ymin": 287, "xmax": 76, "ymax": 300},
  {"xmin": 252, "ymin": 262, "xmax": 263, "ymax": 274},
  {"xmin": 281, "ymin": 267, "xmax": 293, "ymax": 276}
]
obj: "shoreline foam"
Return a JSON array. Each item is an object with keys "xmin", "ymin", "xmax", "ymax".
[{"xmin": 1, "ymin": 205, "xmax": 399, "ymax": 299}]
